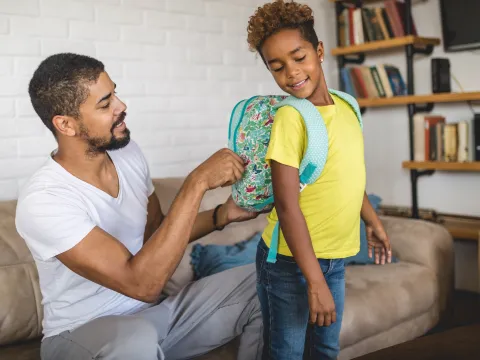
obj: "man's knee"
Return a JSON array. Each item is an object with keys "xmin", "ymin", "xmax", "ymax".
[{"xmin": 101, "ymin": 317, "xmax": 161, "ymax": 360}]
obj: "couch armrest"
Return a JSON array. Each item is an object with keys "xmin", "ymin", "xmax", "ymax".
[{"xmin": 380, "ymin": 215, "xmax": 454, "ymax": 314}]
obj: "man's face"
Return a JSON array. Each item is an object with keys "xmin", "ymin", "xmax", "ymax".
[
  {"xmin": 77, "ymin": 72, "xmax": 130, "ymax": 155},
  {"xmin": 261, "ymin": 29, "xmax": 324, "ymax": 102}
]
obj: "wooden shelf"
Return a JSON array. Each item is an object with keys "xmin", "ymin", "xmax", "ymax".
[
  {"xmin": 440, "ymin": 217, "xmax": 480, "ymax": 241},
  {"xmin": 402, "ymin": 161, "xmax": 480, "ymax": 172},
  {"xmin": 444, "ymin": 225, "xmax": 479, "ymax": 241},
  {"xmin": 357, "ymin": 91, "xmax": 480, "ymax": 108},
  {"xmin": 331, "ymin": 36, "xmax": 440, "ymax": 56}
]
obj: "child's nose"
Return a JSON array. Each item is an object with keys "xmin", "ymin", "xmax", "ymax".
[{"xmin": 286, "ymin": 64, "xmax": 300, "ymax": 79}]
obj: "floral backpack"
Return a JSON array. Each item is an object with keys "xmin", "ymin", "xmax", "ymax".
[{"xmin": 227, "ymin": 89, "xmax": 363, "ymax": 263}]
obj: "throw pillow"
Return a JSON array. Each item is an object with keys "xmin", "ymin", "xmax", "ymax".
[{"xmin": 344, "ymin": 194, "xmax": 398, "ymax": 265}]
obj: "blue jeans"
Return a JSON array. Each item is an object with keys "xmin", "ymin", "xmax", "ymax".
[{"xmin": 256, "ymin": 239, "xmax": 345, "ymax": 360}]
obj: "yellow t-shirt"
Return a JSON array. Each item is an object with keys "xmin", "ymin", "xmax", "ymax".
[{"xmin": 262, "ymin": 94, "xmax": 366, "ymax": 258}]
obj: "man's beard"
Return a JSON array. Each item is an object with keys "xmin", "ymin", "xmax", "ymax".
[{"xmin": 79, "ymin": 112, "xmax": 131, "ymax": 156}]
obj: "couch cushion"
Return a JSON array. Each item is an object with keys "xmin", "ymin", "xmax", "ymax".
[
  {"xmin": 0, "ymin": 339, "xmax": 41, "ymax": 360},
  {"xmin": 0, "ymin": 201, "xmax": 43, "ymax": 346},
  {"xmin": 341, "ymin": 262, "xmax": 437, "ymax": 348}
]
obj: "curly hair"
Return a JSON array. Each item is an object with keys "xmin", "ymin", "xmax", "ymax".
[
  {"xmin": 29, "ymin": 53, "xmax": 105, "ymax": 136},
  {"xmin": 247, "ymin": 0, "xmax": 318, "ymax": 58}
]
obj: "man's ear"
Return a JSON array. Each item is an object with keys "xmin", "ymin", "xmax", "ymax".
[
  {"xmin": 317, "ymin": 41, "xmax": 325, "ymax": 64},
  {"xmin": 52, "ymin": 115, "xmax": 77, "ymax": 137}
]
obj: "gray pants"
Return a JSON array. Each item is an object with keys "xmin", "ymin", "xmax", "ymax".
[{"xmin": 41, "ymin": 264, "xmax": 262, "ymax": 360}]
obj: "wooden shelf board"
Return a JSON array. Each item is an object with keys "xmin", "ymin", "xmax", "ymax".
[
  {"xmin": 331, "ymin": 36, "xmax": 440, "ymax": 56},
  {"xmin": 402, "ymin": 161, "xmax": 480, "ymax": 171},
  {"xmin": 444, "ymin": 226, "xmax": 479, "ymax": 241},
  {"xmin": 440, "ymin": 218, "xmax": 480, "ymax": 241},
  {"xmin": 357, "ymin": 92, "xmax": 480, "ymax": 108}
]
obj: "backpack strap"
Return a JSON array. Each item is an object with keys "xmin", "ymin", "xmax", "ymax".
[
  {"xmin": 274, "ymin": 96, "xmax": 329, "ymax": 186},
  {"xmin": 328, "ymin": 88, "xmax": 363, "ymax": 130}
]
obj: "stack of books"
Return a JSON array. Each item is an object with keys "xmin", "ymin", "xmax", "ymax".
[
  {"xmin": 413, "ymin": 114, "xmax": 470, "ymax": 162},
  {"xmin": 337, "ymin": 0, "xmax": 417, "ymax": 46},
  {"xmin": 340, "ymin": 64, "xmax": 406, "ymax": 99}
]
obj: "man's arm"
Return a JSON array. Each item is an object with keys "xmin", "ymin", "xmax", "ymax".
[
  {"xmin": 144, "ymin": 195, "xmax": 221, "ymax": 244},
  {"xmin": 57, "ymin": 149, "xmax": 245, "ymax": 304},
  {"xmin": 144, "ymin": 193, "xmax": 259, "ymax": 244},
  {"xmin": 271, "ymin": 160, "xmax": 336, "ymax": 326}
]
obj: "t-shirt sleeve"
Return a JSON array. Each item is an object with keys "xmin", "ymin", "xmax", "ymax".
[
  {"xmin": 265, "ymin": 106, "xmax": 306, "ymax": 169},
  {"xmin": 15, "ymin": 189, "xmax": 96, "ymax": 262}
]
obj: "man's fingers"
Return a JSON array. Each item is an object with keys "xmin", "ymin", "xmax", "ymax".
[
  {"xmin": 381, "ymin": 247, "xmax": 386, "ymax": 265},
  {"xmin": 309, "ymin": 311, "xmax": 317, "ymax": 325},
  {"xmin": 233, "ymin": 166, "xmax": 243, "ymax": 182},
  {"xmin": 232, "ymin": 158, "xmax": 245, "ymax": 177},
  {"xmin": 222, "ymin": 148, "xmax": 244, "ymax": 165},
  {"xmin": 331, "ymin": 311, "xmax": 337, "ymax": 324},
  {"xmin": 368, "ymin": 243, "xmax": 373, "ymax": 259},
  {"xmin": 375, "ymin": 247, "xmax": 380, "ymax": 264}
]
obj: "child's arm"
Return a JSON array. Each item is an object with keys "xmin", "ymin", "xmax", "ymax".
[
  {"xmin": 271, "ymin": 160, "xmax": 336, "ymax": 327},
  {"xmin": 360, "ymin": 192, "xmax": 392, "ymax": 264}
]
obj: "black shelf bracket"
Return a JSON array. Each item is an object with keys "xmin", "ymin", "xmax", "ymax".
[
  {"xmin": 412, "ymin": 44, "xmax": 435, "ymax": 56},
  {"xmin": 339, "ymin": 53, "xmax": 366, "ymax": 67},
  {"xmin": 410, "ymin": 169, "xmax": 435, "ymax": 219},
  {"xmin": 413, "ymin": 103, "xmax": 435, "ymax": 113},
  {"xmin": 414, "ymin": 169, "xmax": 436, "ymax": 178},
  {"xmin": 360, "ymin": 107, "xmax": 366, "ymax": 115}
]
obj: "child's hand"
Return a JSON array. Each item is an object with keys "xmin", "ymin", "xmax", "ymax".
[
  {"xmin": 366, "ymin": 223, "xmax": 392, "ymax": 265},
  {"xmin": 307, "ymin": 282, "xmax": 336, "ymax": 327}
]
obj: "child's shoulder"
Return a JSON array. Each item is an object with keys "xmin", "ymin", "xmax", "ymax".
[{"xmin": 274, "ymin": 105, "xmax": 305, "ymax": 124}]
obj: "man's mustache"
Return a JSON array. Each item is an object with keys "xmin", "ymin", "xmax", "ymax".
[{"xmin": 111, "ymin": 112, "xmax": 127, "ymax": 131}]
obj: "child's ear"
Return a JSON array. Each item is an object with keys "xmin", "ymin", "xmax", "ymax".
[{"xmin": 316, "ymin": 41, "xmax": 324, "ymax": 64}]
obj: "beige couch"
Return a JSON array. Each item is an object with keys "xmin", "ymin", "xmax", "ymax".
[{"xmin": 0, "ymin": 177, "xmax": 454, "ymax": 360}]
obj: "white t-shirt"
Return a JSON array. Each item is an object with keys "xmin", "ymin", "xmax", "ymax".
[{"xmin": 15, "ymin": 140, "xmax": 155, "ymax": 339}]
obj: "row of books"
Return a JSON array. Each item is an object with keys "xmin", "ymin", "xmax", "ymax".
[
  {"xmin": 340, "ymin": 64, "xmax": 407, "ymax": 99},
  {"xmin": 338, "ymin": 0, "xmax": 417, "ymax": 46},
  {"xmin": 413, "ymin": 114, "xmax": 469, "ymax": 162}
]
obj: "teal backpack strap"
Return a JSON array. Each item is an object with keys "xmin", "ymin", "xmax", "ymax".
[
  {"xmin": 328, "ymin": 88, "xmax": 363, "ymax": 130},
  {"xmin": 266, "ymin": 221, "xmax": 281, "ymax": 263},
  {"xmin": 274, "ymin": 96, "xmax": 329, "ymax": 185},
  {"xmin": 267, "ymin": 96, "xmax": 329, "ymax": 264}
]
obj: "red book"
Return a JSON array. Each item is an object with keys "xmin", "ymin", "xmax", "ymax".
[
  {"xmin": 424, "ymin": 116, "xmax": 445, "ymax": 160},
  {"xmin": 348, "ymin": 7, "xmax": 355, "ymax": 45}
]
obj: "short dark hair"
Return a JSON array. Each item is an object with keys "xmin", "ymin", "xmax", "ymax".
[
  {"xmin": 247, "ymin": 0, "xmax": 319, "ymax": 64},
  {"xmin": 28, "ymin": 53, "xmax": 105, "ymax": 135}
]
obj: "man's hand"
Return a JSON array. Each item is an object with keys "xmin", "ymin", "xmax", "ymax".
[
  {"xmin": 216, "ymin": 196, "xmax": 262, "ymax": 228},
  {"xmin": 366, "ymin": 222, "xmax": 392, "ymax": 265},
  {"xmin": 190, "ymin": 149, "xmax": 245, "ymax": 191},
  {"xmin": 308, "ymin": 281, "xmax": 336, "ymax": 327}
]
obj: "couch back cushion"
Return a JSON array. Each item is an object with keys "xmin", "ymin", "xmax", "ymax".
[{"xmin": 0, "ymin": 200, "xmax": 43, "ymax": 346}]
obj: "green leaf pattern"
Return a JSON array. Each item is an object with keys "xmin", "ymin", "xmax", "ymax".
[{"xmin": 232, "ymin": 95, "xmax": 287, "ymax": 212}]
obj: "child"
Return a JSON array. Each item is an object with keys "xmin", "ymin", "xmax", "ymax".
[{"xmin": 247, "ymin": 1, "xmax": 392, "ymax": 359}]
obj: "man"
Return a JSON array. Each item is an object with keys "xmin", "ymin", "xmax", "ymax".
[{"xmin": 15, "ymin": 53, "xmax": 263, "ymax": 360}]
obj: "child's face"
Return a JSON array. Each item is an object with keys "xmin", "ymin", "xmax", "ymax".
[{"xmin": 261, "ymin": 29, "xmax": 324, "ymax": 101}]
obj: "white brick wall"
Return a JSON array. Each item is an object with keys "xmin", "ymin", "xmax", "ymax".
[{"xmin": 0, "ymin": 0, "xmax": 328, "ymax": 200}]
